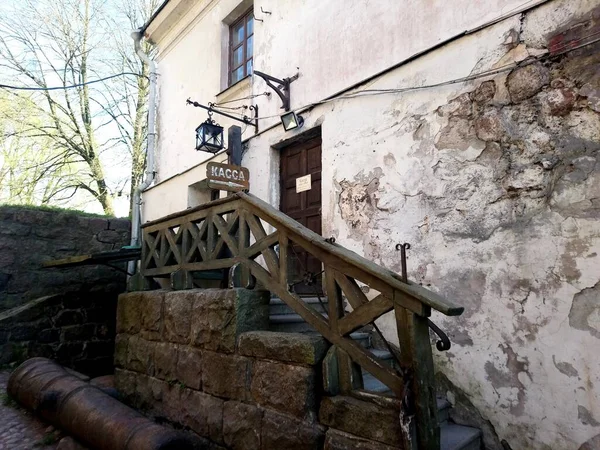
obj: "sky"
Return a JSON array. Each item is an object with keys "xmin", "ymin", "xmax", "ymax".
[{"xmin": 0, "ymin": 0, "xmax": 157, "ymax": 217}]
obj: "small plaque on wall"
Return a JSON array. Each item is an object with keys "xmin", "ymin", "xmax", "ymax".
[{"xmin": 296, "ymin": 174, "xmax": 312, "ymax": 193}]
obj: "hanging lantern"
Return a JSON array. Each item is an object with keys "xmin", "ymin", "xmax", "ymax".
[{"xmin": 195, "ymin": 111, "xmax": 224, "ymax": 153}]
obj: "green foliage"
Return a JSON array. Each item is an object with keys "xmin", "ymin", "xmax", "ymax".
[{"xmin": 0, "ymin": 203, "xmax": 112, "ymax": 218}]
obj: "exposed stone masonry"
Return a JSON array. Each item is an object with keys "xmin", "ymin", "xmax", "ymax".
[
  {"xmin": 0, "ymin": 206, "xmax": 129, "ymax": 313},
  {"xmin": 0, "ymin": 206, "xmax": 129, "ymax": 372},
  {"xmin": 115, "ymin": 289, "xmax": 405, "ymax": 450},
  {"xmin": 0, "ymin": 292, "xmax": 118, "ymax": 376},
  {"xmin": 328, "ymin": 4, "xmax": 600, "ymax": 448}
]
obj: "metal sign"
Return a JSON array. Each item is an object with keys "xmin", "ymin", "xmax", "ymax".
[{"xmin": 206, "ymin": 162, "xmax": 250, "ymax": 192}]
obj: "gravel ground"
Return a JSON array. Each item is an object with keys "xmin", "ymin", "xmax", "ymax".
[{"xmin": 0, "ymin": 370, "xmax": 60, "ymax": 450}]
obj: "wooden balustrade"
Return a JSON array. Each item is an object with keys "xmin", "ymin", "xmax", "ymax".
[{"xmin": 139, "ymin": 192, "xmax": 464, "ymax": 450}]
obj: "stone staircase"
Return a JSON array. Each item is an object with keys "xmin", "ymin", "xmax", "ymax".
[{"xmin": 269, "ymin": 296, "xmax": 483, "ymax": 450}]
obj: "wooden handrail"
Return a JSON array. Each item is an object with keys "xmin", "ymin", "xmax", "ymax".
[
  {"xmin": 238, "ymin": 192, "xmax": 463, "ymax": 317},
  {"xmin": 139, "ymin": 191, "xmax": 462, "ymax": 450}
]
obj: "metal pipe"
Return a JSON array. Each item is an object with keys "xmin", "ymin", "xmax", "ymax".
[
  {"xmin": 7, "ymin": 358, "xmax": 196, "ymax": 450},
  {"xmin": 129, "ymin": 28, "xmax": 157, "ymax": 275}
]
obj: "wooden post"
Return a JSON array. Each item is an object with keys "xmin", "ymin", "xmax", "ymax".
[
  {"xmin": 395, "ymin": 293, "xmax": 440, "ymax": 450},
  {"xmin": 227, "ymin": 125, "xmax": 242, "ymax": 165}
]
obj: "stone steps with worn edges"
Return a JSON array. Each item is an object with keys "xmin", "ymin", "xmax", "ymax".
[{"xmin": 268, "ymin": 297, "xmax": 482, "ymax": 450}]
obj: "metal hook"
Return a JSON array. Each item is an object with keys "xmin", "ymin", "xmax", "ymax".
[{"xmin": 261, "ymin": 7, "xmax": 272, "ymax": 14}]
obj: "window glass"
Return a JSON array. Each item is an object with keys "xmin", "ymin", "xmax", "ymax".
[
  {"xmin": 230, "ymin": 10, "xmax": 254, "ymax": 86},
  {"xmin": 232, "ymin": 66, "xmax": 244, "ymax": 83},
  {"xmin": 233, "ymin": 46, "xmax": 244, "ymax": 68},
  {"xmin": 247, "ymin": 16, "xmax": 254, "ymax": 36},
  {"xmin": 246, "ymin": 35, "xmax": 253, "ymax": 58},
  {"xmin": 232, "ymin": 21, "xmax": 244, "ymax": 46}
]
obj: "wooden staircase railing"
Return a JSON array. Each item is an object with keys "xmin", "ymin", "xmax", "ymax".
[{"xmin": 137, "ymin": 192, "xmax": 464, "ymax": 450}]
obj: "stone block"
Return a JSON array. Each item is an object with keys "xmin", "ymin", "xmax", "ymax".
[
  {"xmin": 190, "ymin": 289, "xmax": 269, "ymax": 353},
  {"xmin": 164, "ymin": 290, "xmax": 194, "ymax": 344},
  {"xmin": 56, "ymin": 342, "xmax": 84, "ymax": 361},
  {"xmin": 126, "ymin": 335, "xmax": 155, "ymax": 375},
  {"xmin": 261, "ymin": 409, "xmax": 325, "ymax": 450},
  {"xmin": 181, "ymin": 388, "xmax": 224, "ymax": 443},
  {"xmin": 324, "ymin": 429, "xmax": 399, "ymax": 450},
  {"xmin": 238, "ymin": 331, "xmax": 329, "ymax": 365},
  {"xmin": 140, "ymin": 290, "xmax": 164, "ymax": 341},
  {"xmin": 117, "ymin": 292, "xmax": 143, "ymax": 334},
  {"xmin": 506, "ymin": 63, "xmax": 549, "ymax": 103},
  {"xmin": 223, "ymin": 401, "xmax": 262, "ymax": 450},
  {"xmin": 114, "ymin": 334, "xmax": 129, "ymax": 368},
  {"xmin": 145, "ymin": 377, "xmax": 168, "ymax": 417},
  {"xmin": 202, "ymin": 351, "xmax": 249, "ymax": 401},
  {"xmin": 176, "ymin": 346, "xmax": 202, "ymax": 390},
  {"xmin": 161, "ymin": 381, "xmax": 186, "ymax": 424},
  {"xmin": 134, "ymin": 373, "xmax": 153, "ymax": 411},
  {"xmin": 61, "ymin": 324, "xmax": 97, "ymax": 341},
  {"xmin": 154, "ymin": 342, "xmax": 178, "ymax": 381},
  {"xmin": 250, "ymin": 360, "xmax": 316, "ymax": 421},
  {"xmin": 53, "ymin": 310, "xmax": 84, "ymax": 327},
  {"xmin": 319, "ymin": 396, "xmax": 402, "ymax": 447},
  {"xmin": 114, "ymin": 368, "xmax": 137, "ymax": 404}
]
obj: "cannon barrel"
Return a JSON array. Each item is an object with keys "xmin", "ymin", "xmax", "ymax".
[{"xmin": 7, "ymin": 358, "xmax": 196, "ymax": 450}]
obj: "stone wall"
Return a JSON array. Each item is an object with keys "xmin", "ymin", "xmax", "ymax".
[
  {"xmin": 0, "ymin": 292, "xmax": 117, "ymax": 376},
  {"xmin": 115, "ymin": 289, "xmax": 404, "ymax": 450},
  {"xmin": 0, "ymin": 206, "xmax": 130, "ymax": 312},
  {"xmin": 0, "ymin": 205, "xmax": 130, "ymax": 373}
]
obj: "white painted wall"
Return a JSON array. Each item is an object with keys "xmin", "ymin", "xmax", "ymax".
[
  {"xmin": 145, "ymin": 0, "xmax": 600, "ymax": 448},
  {"xmin": 146, "ymin": 0, "xmax": 528, "ymax": 187},
  {"xmin": 244, "ymin": 2, "xmax": 600, "ymax": 449}
]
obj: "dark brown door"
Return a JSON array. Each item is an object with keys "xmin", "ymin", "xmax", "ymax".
[{"xmin": 280, "ymin": 137, "xmax": 322, "ymax": 294}]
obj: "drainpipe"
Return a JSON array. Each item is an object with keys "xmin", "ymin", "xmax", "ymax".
[{"xmin": 129, "ymin": 28, "xmax": 157, "ymax": 275}]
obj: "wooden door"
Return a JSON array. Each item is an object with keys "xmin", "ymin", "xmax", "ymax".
[{"xmin": 280, "ymin": 137, "xmax": 322, "ymax": 294}]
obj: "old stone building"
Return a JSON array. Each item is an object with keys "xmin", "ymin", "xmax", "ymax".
[{"xmin": 135, "ymin": 1, "xmax": 600, "ymax": 449}]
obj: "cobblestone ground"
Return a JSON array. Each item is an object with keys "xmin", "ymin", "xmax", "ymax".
[{"xmin": 0, "ymin": 370, "xmax": 59, "ymax": 449}]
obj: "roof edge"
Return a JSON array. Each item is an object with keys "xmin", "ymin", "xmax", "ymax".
[{"xmin": 140, "ymin": 0, "xmax": 171, "ymax": 35}]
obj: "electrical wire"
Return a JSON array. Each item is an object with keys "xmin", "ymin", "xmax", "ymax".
[
  {"xmin": 213, "ymin": 91, "xmax": 270, "ymax": 107},
  {"xmin": 0, "ymin": 72, "xmax": 148, "ymax": 91},
  {"xmin": 248, "ymin": 35, "xmax": 600, "ymax": 121}
]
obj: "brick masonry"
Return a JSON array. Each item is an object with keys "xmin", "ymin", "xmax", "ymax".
[{"xmin": 115, "ymin": 289, "xmax": 408, "ymax": 450}]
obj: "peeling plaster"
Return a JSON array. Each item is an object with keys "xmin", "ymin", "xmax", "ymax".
[
  {"xmin": 579, "ymin": 406, "xmax": 600, "ymax": 427},
  {"xmin": 569, "ymin": 281, "xmax": 600, "ymax": 339},
  {"xmin": 552, "ymin": 355, "xmax": 579, "ymax": 378}
]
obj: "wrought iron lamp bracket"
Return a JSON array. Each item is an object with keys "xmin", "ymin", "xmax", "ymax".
[
  {"xmin": 186, "ymin": 98, "xmax": 258, "ymax": 131},
  {"xmin": 253, "ymin": 70, "xmax": 299, "ymax": 111}
]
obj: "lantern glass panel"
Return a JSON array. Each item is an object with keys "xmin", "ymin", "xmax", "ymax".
[{"xmin": 195, "ymin": 122, "xmax": 224, "ymax": 153}]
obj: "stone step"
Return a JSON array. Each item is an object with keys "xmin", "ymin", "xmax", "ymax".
[
  {"xmin": 438, "ymin": 397, "xmax": 452, "ymax": 426},
  {"xmin": 269, "ymin": 297, "xmax": 328, "ymax": 315},
  {"xmin": 440, "ymin": 423, "xmax": 482, "ymax": 450}
]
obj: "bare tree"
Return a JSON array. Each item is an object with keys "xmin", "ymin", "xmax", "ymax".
[{"xmin": 0, "ymin": 0, "xmax": 158, "ymax": 215}]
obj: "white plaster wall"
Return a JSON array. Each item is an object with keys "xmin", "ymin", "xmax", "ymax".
[
  {"xmin": 147, "ymin": 0, "xmax": 528, "ymax": 194},
  {"xmin": 145, "ymin": 0, "xmax": 600, "ymax": 448},
  {"xmin": 150, "ymin": 0, "xmax": 255, "ymax": 183},
  {"xmin": 241, "ymin": 1, "xmax": 600, "ymax": 448},
  {"xmin": 142, "ymin": 151, "xmax": 228, "ymax": 222}
]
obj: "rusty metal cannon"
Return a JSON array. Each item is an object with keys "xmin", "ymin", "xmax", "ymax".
[{"xmin": 7, "ymin": 358, "xmax": 197, "ymax": 450}]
